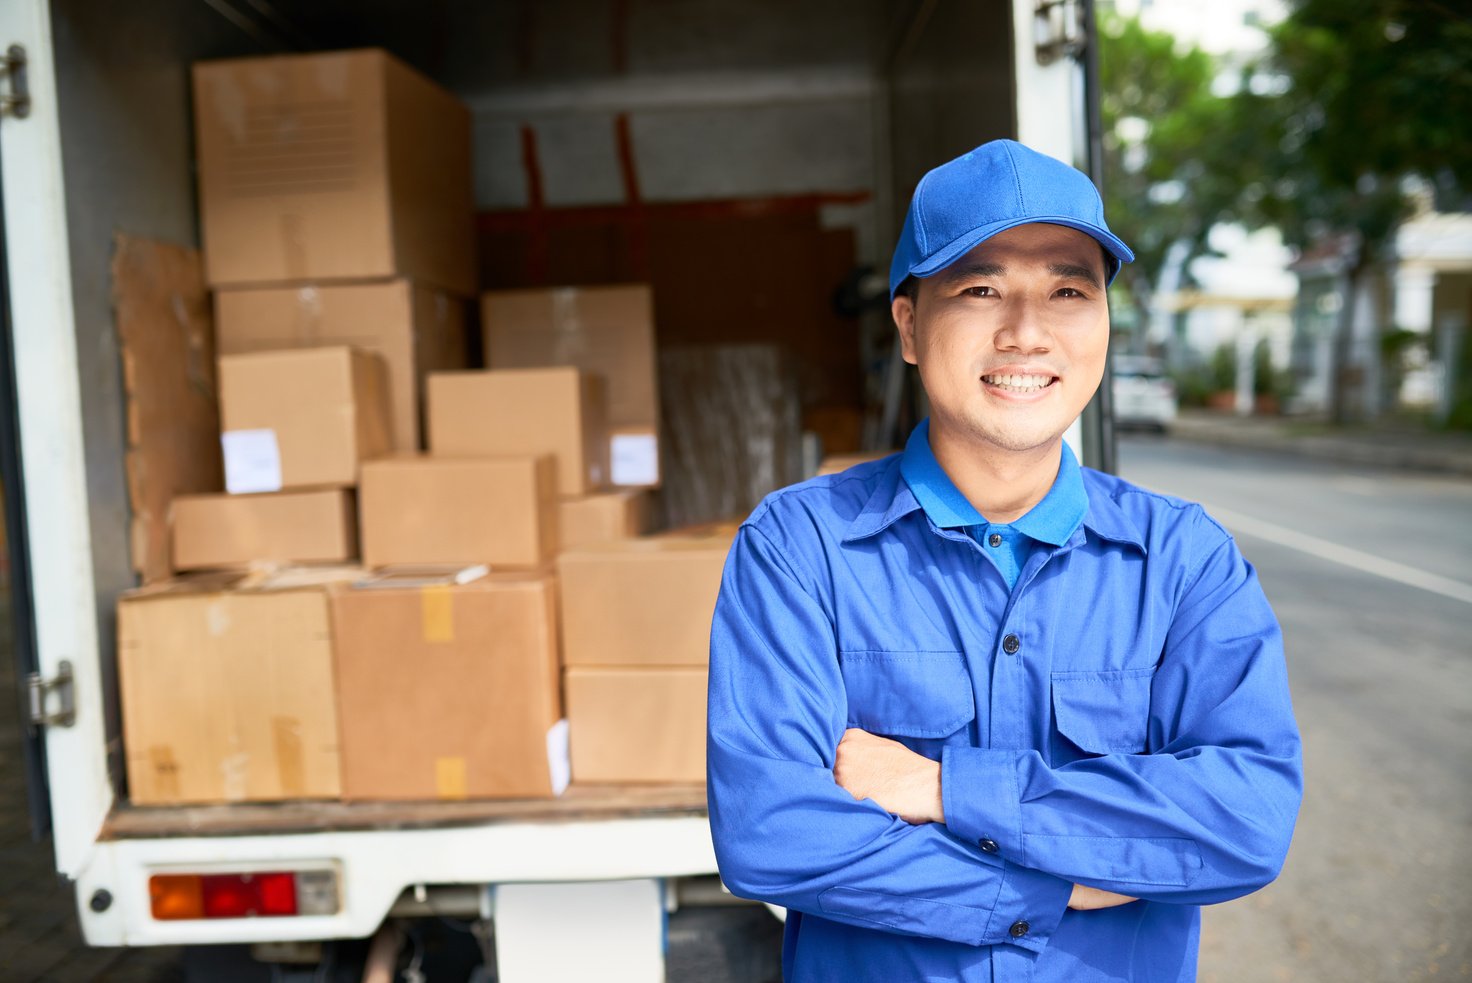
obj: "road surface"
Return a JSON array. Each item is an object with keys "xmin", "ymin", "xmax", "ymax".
[{"xmin": 1119, "ymin": 435, "xmax": 1472, "ymax": 983}]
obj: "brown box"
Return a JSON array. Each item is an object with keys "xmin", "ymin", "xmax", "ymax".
[
  {"xmin": 359, "ymin": 455, "xmax": 557, "ymax": 569},
  {"xmin": 428, "ymin": 368, "xmax": 609, "ymax": 496},
  {"xmin": 558, "ymin": 536, "xmax": 732, "ymax": 667},
  {"xmin": 483, "ymin": 286, "xmax": 658, "ymax": 484},
  {"xmin": 219, "ymin": 347, "xmax": 392, "ymax": 492},
  {"xmin": 330, "ymin": 574, "xmax": 565, "ymax": 800},
  {"xmin": 171, "ymin": 489, "xmax": 357, "ymax": 571},
  {"xmin": 215, "ymin": 281, "xmax": 468, "ymax": 451},
  {"xmin": 118, "ymin": 571, "xmax": 357, "ymax": 804},
  {"xmin": 558, "ymin": 490, "xmax": 649, "ymax": 552},
  {"xmin": 566, "ymin": 667, "xmax": 707, "ymax": 784},
  {"xmin": 193, "ymin": 50, "xmax": 475, "ymax": 295}
]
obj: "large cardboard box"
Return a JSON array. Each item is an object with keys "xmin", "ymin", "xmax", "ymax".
[
  {"xmin": 118, "ymin": 571, "xmax": 356, "ymax": 804},
  {"xmin": 557, "ymin": 490, "xmax": 649, "ymax": 552},
  {"xmin": 359, "ymin": 456, "xmax": 557, "ymax": 569},
  {"xmin": 483, "ymin": 286, "xmax": 659, "ymax": 485},
  {"xmin": 193, "ymin": 50, "xmax": 475, "ymax": 295},
  {"xmin": 330, "ymin": 574, "xmax": 566, "ymax": 800},
  {"xmin": 558, "ymin": 536, "xmax": 732, "ymax": 667},
  {"xmin": 428, "ymin": 368, "xmax": 609, "ymax": 496},
  {"xmin": 218, "ymin": 347, "xmax": 392, "ymax": 492},
  {"xmin": 215, "ymin": 281, "xmax": 468, "ymax": 450},
  {"xmin": 566, "ymin": 667, "xmax": 707, "ymax": 784},
  {"xmin": 171, "ymin": 489, "xmax": 357, "ymax": 571}
]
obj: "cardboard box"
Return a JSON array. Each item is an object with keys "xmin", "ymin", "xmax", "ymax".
[
  {"xmin": 330, "ymin": 573, "xmax": 566, "ymax": 800},
  {"xmin": 117, "ymin": 571, "xmax": 357, "ymax": 804},
  {"xmin": 817, "ymin": 450, "xmax": 896, "ymax": 476},
  {"xmin": 558, "ymin": 490, "xmax": 649, "ymax": 552},
  {"xmin": 483, "ymin": 285, "xmax": 659, "ymax": 484},
  {"xmin": 428, "ymin": 368, "xmax": 609, "ymax": 496},
  {"xmin": 215, "ymin": 281, "xmax": 468, "ymax": 451},
  {"xmin": 359, "ymin": 455, "xmax": 557, "ymax": 569},
  {"xmin": 558, "ymin": 536, "xmax": 733, "ymax": 667},
  {"xmin": 566, "ymin": 667, "xmax": 707, "ymax": 784},
  {"xmin": 193, "ymin": 49, "xmax": 475, "ymax": 295},
  {"xmin": 218, "ymin": 347, "xmax": 392, "ymax": 492},
  {"xmin": 171, "ymin": 489, "xmax": 357, "ymax": 571}
]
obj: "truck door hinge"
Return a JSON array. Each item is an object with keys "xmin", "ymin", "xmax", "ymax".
[
  {"xmin": 1, "ymin": 44, "xmax": 31, "ymax": 119},
  {"xmin": 27, "ymin": 660, "xmax": 75, "ymax": 730}
]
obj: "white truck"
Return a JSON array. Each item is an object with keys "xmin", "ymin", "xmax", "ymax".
[{"xmin": 0, "ymin": 0, "xmax": 1110, "ymax": 978}]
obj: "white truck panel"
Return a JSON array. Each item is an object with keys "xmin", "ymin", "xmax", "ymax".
[{"xmin": 0, "ymin": 0, "xmax": 114, "ymax": 880}]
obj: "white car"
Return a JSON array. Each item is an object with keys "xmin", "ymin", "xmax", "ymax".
[{"xmin": 1112, "ymin": 356, "xmax": 1178, "ymax": 431}]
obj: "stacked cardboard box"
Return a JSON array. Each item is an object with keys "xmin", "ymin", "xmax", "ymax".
[
  {"xmin": 483, "ymin": 286, "xmax": 661, "ymax": 488},
  {"xmin": 559, "ymin": 534, "xmax": 732, "ymax": 783},
  {"xmin": 120, "ymin": 50, "xmax": 714, "ymax": 809},
  {"xmin": 196, "ymin": 48, "xmax": 476, "ymax": 452}
]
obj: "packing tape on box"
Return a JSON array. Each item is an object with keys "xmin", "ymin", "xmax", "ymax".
[
  {"xmin": 435, "ymin": 756, "xmax": 467, "ymax": 799},
  {"xmin": 149, "ymin": 746, "xmax": 181, "ymax": 801},
  {"xmin": 273, "ymin": 716, "xmax": 305, "ymax": 798},
  {"xmin": 420, "ymin": 585, "xmax": 455, "ymax": 643}
]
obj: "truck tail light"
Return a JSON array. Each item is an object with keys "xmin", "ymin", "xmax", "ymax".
[{"xmin": 150, "ymin": 869, "xmax": 337, "ymax": 920}]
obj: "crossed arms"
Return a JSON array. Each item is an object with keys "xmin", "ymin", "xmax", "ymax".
[{"xmin": 706, "ymin": 521, "xmax": 1303, "ymax": 949}]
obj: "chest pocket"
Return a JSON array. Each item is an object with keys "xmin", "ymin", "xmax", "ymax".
[
  {"xmin": 1050, "ymin": 666, "xmax": 1154, "ymax": 763},
  {"xmin": 839, "ymin": 650, "xmax": 975, "ymax": 739}
]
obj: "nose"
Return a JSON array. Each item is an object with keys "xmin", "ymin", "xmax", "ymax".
[{"xmin": 994, "ymin": 297, "xmax": 1053, "ymax": 354}]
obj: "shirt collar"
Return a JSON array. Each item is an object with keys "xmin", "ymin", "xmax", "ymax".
[{"xmin": 889, "ymin": 419, "xmax": 1086, "ymax": 547}]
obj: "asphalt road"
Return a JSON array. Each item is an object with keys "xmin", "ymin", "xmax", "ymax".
[{"xmin": 1117, "ymin": 435, "xmax": 1472, "ymax": 983}]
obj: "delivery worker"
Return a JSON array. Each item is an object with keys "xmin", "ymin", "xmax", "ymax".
[{"xmin": 706, "ymin": 138, "xmax": 1302, "ymax": 982}]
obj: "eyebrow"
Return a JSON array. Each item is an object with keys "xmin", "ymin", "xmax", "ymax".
[
  {"xmin": 938, "ymin": 261, "xmax": 1103, "ymax": 289},
  {"xmin": 1049, "ymin": 262, "xmax": 1103, "ymax": 288}
]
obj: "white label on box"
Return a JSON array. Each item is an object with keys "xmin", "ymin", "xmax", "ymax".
[
  {"xmin": 546, "ymin": 718, "xmax": 571, "ymax": 796},
  {"xmin": 610, "ymin": 433, "xmax": 658, "ymax": 486},
  {"xmin": 222, "ymin": 429, "xmax": 283, "ymax": 494}
]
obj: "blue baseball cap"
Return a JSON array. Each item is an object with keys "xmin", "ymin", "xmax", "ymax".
[{"xmin": 889, "ymin": 139, "xmax": 1134, "ymax": 300}]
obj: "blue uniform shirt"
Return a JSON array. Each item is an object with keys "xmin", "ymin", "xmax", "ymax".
[{"xmin": 706, "ymin": 423, "xmax": 1303, "ymax": 983}]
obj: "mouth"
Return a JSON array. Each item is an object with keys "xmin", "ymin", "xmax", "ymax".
[{"xmin": 980, "ymin": 372, "xmax": 1059, "ymax": 395}]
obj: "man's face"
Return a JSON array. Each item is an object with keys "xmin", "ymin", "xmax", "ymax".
[{"xmin": 891, "ymin": 223, "xmax": 1111, "ymax": 455}]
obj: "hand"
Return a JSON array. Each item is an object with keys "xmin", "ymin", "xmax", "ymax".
[
  {"xmin": 1068, "ymin": 885, "xmax": 1137, "ymax": 910},
  {"xmin": 833, "ymin": 728, "xmax": 944, "ymax": 825}
]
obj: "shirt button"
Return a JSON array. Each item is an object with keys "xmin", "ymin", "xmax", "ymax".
[
  {"xmin": 1009, "ymin": 920, "xmax": 1031, "ymax": 938},
  {"xmin": 979, "ymin": 838, "xmax": 999, "ymax": 854},
  {"xmin": 1002, "ymin": 634, "xmax": 1021, "ymax": 655},
  {"xmin": 988, "ymin": 533, "xmax": 1002, "ymax": 548}
]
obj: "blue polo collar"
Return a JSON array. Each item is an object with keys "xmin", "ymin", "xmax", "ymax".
[{"xmin": 894, "ymin": 419, "xmax": 1088, "ymax": 547}]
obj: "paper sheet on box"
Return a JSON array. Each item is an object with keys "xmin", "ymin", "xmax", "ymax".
[
  {"xmin": 546, "ymin": 719, "xmax": 570, "ymax": 796},
  {"xmin": 222, "ymin": 429, "xmax": 282, "ymax": 494},
  {"xmin": 610, "ymin": 433, "xmax": 658, "ymax": 486}
]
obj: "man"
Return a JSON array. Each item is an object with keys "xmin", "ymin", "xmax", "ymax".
[{"xmin": 706, "ymin": 139, "xmax": 1302, "ymax": 982}]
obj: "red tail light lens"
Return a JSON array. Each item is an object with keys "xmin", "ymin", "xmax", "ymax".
[{"xmin": 151, "ymin": 868, "xmax": 328, "ymax": 920}]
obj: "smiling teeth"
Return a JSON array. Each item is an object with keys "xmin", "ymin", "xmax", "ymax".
[{"xmin": 983, "ymin": 374, "xmax": 1053, "ymax": 391}]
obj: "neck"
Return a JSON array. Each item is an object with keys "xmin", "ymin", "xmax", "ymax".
[{"xmin": 927, "ymin": 422, "xmax": 1063, "ymax": 524}]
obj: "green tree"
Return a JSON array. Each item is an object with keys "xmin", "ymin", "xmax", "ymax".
[
  {"xmin": 1226, "ymin": 0, "xmax": 1472, "ymax": 423},
  {"xmin": 1097, "ymin": 12, "xmax": 1235, "ymax": 331}
]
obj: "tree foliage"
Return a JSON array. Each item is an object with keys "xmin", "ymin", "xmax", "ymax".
[{"xmin": 1096, "ymin": 11, "xmax": 1233, "ymax": 320}]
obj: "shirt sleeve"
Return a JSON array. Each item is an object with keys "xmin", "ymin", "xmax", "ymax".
[
  {"xmin": 707, "ymin": 523, "xmax": 1073, "ymax": 951},
  {"xmin": 941, "ymin": 515, "xmax": 1304, "ymax": 905}
]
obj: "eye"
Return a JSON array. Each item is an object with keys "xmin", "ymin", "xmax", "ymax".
[
  {"xmin": 962, "ymin": 285, "xmax": 997, "ymax": 298},
  {"xmin": 1056, "ymin": 287, "xmax": 1088, "ymax": 299}
]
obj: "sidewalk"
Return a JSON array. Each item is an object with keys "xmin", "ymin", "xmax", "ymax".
[{"xmin": 1164, "ymin": 410, "xmax": 1472, "ymax": 478}]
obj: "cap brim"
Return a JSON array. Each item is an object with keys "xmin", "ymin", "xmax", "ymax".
[{"xmin": 909, "ymin": 215, "xmax": 1135, "ymax": 287}]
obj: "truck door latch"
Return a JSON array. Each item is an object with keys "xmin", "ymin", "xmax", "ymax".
[
  {"xmin": 27, "ymin": 660, "xmax": 75, "ymax": 730},
  {"xmin": 1, "ymin": 44, "xmax": 31, "ymax": 119}
]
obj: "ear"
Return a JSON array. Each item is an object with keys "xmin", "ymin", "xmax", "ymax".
[{"xmin": 892, "ymin": 295, "xmax": 919, "ymax": 366}]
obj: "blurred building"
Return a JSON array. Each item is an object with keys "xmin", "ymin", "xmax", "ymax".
[{"xmin": 1288, "ymin": 201, "xmax": 1472, "ymax": 421}]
